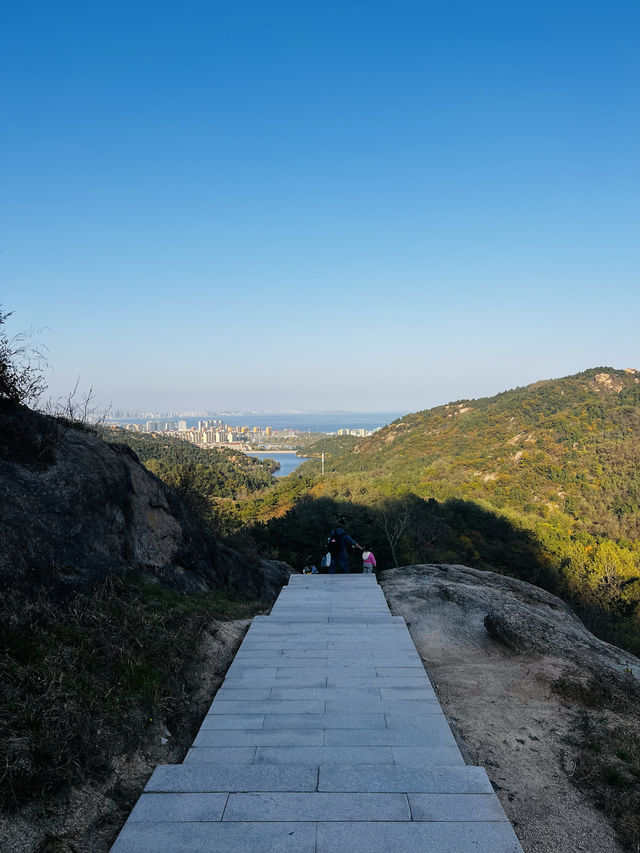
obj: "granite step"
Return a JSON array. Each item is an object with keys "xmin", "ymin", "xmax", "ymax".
[{"xmin": 110, "ymin": 573, "xmax": 523, "ymax": 853}]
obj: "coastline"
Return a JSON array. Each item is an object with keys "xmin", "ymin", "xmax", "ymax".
[{"xmin": 242, "ymin": 449, "xmax": 302, "ymax": 455}]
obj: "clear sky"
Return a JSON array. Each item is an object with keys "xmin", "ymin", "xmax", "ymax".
[{"xmin": 2, "ymin": 0, "xmax": 638, "ymax": 414}]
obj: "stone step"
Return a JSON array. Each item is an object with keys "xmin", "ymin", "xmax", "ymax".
[
  {"xmin": 197, "ymin": 710, "xmax": 451, "ymax": 731},
  {"xmin": 183, "ymin": 744, "xmax": 465, "ymax": 765},
  {"xmin": 214, "ymin": 685, "xmax": 435, "ymax": 701},
  {"xmin": 123, "ymin": 789, "xmax": 512, "ymax": 823},
  {"xmin": 146, "ymin": 763, "xmax": 319, "ymax": 792},
  {"xmin": 144, "ymin": 762, "xmax": 494, "ymax": 794},
  {"xmin": 111, "ymin": 820, "xmax": 523, "ymax": 853},
  {"xmin": 190, "ymin": 722, "xmax": 457, "ymax": 748},
  {"xmin": 206, "ymin": 698, "xmax": 445, "ymax": 715},
  {"xmin": 110, "ymin": 573, "xmax": 523, "ymax": 853}
]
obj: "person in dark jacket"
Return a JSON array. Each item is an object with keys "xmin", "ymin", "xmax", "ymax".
[{"xmin": 327, "ymin": 520, "xmax": 363, "ymax": 573}]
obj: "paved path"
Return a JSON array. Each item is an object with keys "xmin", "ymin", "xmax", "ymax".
[{"xmin": 111, "ymin": 574, "xmax": 523, "ymax": 852}]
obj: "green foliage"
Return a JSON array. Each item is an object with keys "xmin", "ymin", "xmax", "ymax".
[
  {"xmin": 318, "ymin": 368, "xmax": 640, "ymax": 541},
  {"xmin": 303, "ymin": 434, "xmax": 360, "ymax": 469},
  {"xmin": 238, "ymin": 485, "xmax": 553, "ymax": 584},
  {"xmin": 100, "ymin": 428, "xmax": 276, "ymax": 508},
  {"xmin": 227, "ymin": 369, "xmax": 640, "ymax": 655}
]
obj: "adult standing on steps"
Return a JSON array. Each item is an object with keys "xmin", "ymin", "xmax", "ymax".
[{"xmin": 327, "ymin": 518, "xmax": 363, "ymax": 573}]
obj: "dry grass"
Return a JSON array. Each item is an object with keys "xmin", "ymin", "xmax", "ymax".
[
  {"xmin": 554, "ymin": 677, "xmax": 640, "ymax": 851},
  {"xmin": 0, "ymin": 576, "xmax": 261, "ymax": 813}
]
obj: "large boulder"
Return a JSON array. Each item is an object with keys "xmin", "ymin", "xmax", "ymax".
[
  {"xmin": 0, "ymin": 403, "xmax": 290, "ymax": 601},
  {"xmin": 381, "ymin": 563, "xmax": 639, "ymax": 690}
]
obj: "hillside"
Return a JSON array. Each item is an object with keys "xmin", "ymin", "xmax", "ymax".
[
  {"xmin": 229, "ymin": 368, "xmax": 640, "ymax": 655},
  {"xmin": 101, "ymin": 427, "xmax": 277, "ymax": 498},
  {"xmin": 314, "ymin": 367, "xmax": 640, "ymax": 542}
]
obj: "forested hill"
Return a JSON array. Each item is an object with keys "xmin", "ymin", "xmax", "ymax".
[
  {"xmin": 318, "ymin": 367, "xmax": 640, "ymax": 543},
  {"xmin": 265, "ymin": 367, "xmax": 640, "ymax": 654},
  {"xmin": 100, "ymin": 428, "xmax": 276, "ymax": 499}
]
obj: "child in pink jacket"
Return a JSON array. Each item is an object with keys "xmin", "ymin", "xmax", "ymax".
[{"xmin": 361, "ymin": 547, "xmax": 377, "ymax": 573}]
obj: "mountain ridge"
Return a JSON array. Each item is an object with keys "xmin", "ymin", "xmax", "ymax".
[{"xmin": 316, "ymin": 366, "xmax": 640, "ymax": 540}]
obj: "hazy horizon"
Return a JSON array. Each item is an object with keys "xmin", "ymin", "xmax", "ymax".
[{"xmin": 73, "ymin": 364, "xmax": 640, "ymax": 420}]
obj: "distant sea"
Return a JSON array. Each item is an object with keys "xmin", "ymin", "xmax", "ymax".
[{"xmin": 108, "ymin": 411, "xmax": 404, "ymax": 433}]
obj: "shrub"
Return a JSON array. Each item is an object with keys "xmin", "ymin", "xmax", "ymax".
[
  {"xmin": 0, "ymin": 308, "xmax": 47, "ymax": 405},
  {"xmin": 0, "ymin": 576, "xmax": 261, "ymax": 811}
]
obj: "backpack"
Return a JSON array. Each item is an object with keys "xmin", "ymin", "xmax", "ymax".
[{"xmin": 328, "ymin": 529, "xmax": 344, "ymax": 557}]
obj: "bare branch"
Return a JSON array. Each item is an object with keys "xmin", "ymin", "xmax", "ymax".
[
  {"xmin": 381, "ymin": 503, "xmax": 410, "ymax": 568},
  {"xmin": 0, "ymin": 307, "xmax": 48, "ymax": 405},
  {"xmin": 40, "ymin": 380, "xmax": 111, "ymax": 430}
]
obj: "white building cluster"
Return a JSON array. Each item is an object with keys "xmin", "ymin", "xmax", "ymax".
[
  {"xmin": 116, "ymin": 419, "xmax": 378, "ymax": 448},
  {"xmin": 122, "ymin": 418, "xmax": 281, "ymax": 448}
]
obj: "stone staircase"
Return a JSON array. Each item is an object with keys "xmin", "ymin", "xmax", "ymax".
[{"xmin": 111, "ymin": 574, "xmax": 524, "ymax": 852}]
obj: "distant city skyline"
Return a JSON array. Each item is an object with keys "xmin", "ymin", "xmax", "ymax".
[
  {"xmin": 111, "ymin": 415, "xmax": 378, "ymax": 449},
  {"xmin": 3, "ymin": 1, "xmax": 638, "ymax": 412},
  {"xmin": 108, "ymin": 408, "xmax": 402, "ymax": 418},
  {"xmin": 106, "ymin": 409, "xmax": 401, "ymax": 435}
]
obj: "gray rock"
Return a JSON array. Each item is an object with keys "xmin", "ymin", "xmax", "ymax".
[{"xmin": 0, "ymin": 404, "xmax": 290, "ymax": 600}]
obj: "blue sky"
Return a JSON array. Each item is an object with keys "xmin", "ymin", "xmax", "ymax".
[{"xmin": 2, "ymin": 0, "xmax": 638, "ymax": 413}]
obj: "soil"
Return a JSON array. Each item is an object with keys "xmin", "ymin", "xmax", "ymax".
[{"xmin": 380, "ymin": 564, "xmax": 637, "ymax": 853}]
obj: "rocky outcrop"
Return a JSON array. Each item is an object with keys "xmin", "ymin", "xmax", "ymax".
[
  {"xmin": 0, "ymin": 404, "xmax": 290, "ymax": 601},
  {"xmin": 384, "ymin": 563, "xmax": 640, "ymax": 685},
  {"xmin": 380, "ymin": 564, "xmax": 640, "ymax": 853},
  {"xmin": 443, "ymin": 563, "xmax": 637, "ymax": 684}
]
